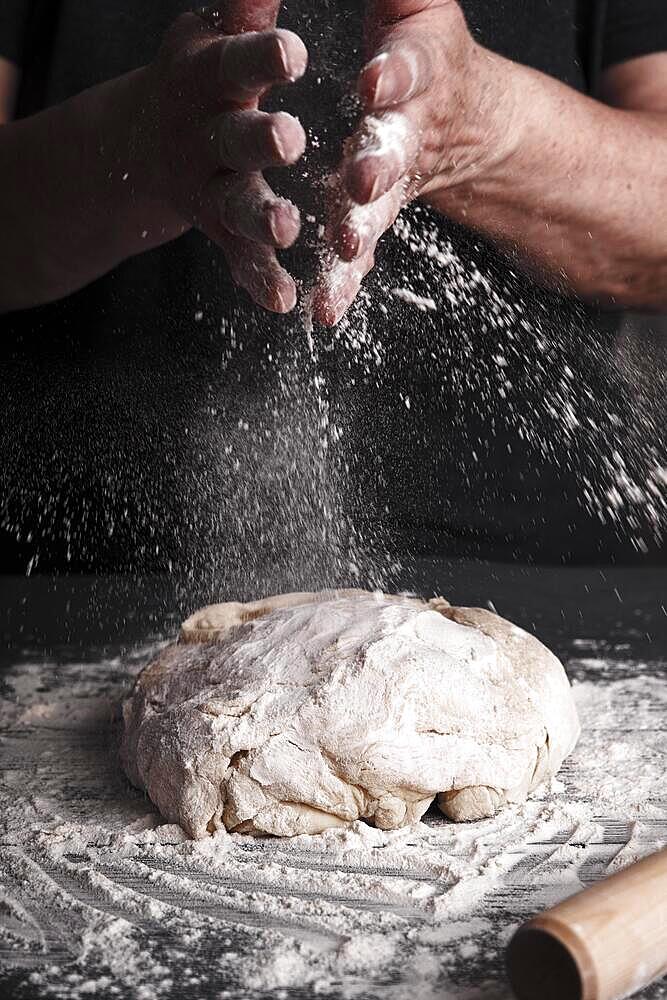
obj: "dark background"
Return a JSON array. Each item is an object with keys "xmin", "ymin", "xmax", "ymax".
[{"xmin": 1, "ymin": 0, "xmax": 667, "ymax": 579}]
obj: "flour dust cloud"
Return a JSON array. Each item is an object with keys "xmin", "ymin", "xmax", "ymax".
[{"xmin": 2, "ymin": 0, "xmax": 665, "ymax": 586}]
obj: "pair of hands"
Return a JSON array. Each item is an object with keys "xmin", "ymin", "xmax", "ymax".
[{"xmin": 133, "ymin": 0, "xmax": 509, "ymax": 324}]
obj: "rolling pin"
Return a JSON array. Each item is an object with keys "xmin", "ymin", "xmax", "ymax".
[{"xmin": 505, "ymin": 847, "xmax": 667, "ymax": 1000}]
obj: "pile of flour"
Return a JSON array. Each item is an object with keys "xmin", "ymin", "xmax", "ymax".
[{"xmin": 2, "ymin": 640, "xmax": 666, "ymax": 1000}]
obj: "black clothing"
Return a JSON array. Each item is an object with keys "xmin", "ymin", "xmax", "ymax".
[{"xmin": 1, "ymin": 1, "xmax": 667, "ymax": 579}]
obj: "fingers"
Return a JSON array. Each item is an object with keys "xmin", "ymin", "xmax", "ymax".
[
  {"xmin": 220, "ymin": 231, "xmax": 298, "ymax": 313},
  {"xmin": 342, "ymin": 110, "xmax": 419, "ymax": 205},
  {"xmin": 313, "ymin": 180, "xmax": 405, "ymax": 321},
  {"xmin": 195, "ymin": 172, "xmax": 299, "ymax": 311},
  {"xmin": 189, "ymin": 28, "xmax": 308, "ymax": 106},
  {"xmin": 214, "ymin": 109, "xmax": 306, "ymax": 172},
  {"xmin": 358, "ymin": 35, "xmax": 432, "ymax": 108},
  {"xmin": 310, "ymin": 5, "xmax": 439, "ymax": 326},
  {"xmin": 335, "ymin": 182, "xmax": 404, "ymax": 261},
  {"xmin": 219, "ymin": 30, "xmax": 308, "ymax": 98},
  {"xmin": 199, "ymin": 0, "xmax": 282, "ymax": 34},
  {"xmin": 206, "ymin": 172, "xmax": 301, "ymax": 248},
  {"xmin": 345, "ymin": 28, "xmax": 429, "ymax": 205},
  {"xmin": 311, "ymin": 250, "xmax": 376, "ymax": 326}
]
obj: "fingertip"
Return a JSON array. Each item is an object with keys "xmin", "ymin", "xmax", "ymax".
[
  {"xmin": 217, "ymin": 28, "xmax": 308, "ymax": 101},
  {"xmin": 313, "ymin": 278, "xmax": 353, "ymax": 327},
  {"xmin": 267, "ymin": 200, "xmax": 301, "ymax": 248},
  {"xmin": 358, "ymin": 46, "xmax": 424, "ymax": 109},
  {"xmin": 319, "ymin": 308, "xmax": 338, "ymax": 327},
  {"xmin": 336, "ymin": 223, "xmax": 361, "ymax": 261},
  {"xmin": 344, "ymin": 156, "xmax": 387, "ymax": 205},
  {"xmin": 274, "ymin": 279, "xmax": 298, "ymax": 313},
  {"xmin": 312, "ymin": 299, "xmax": 338, "ymax": 327},
  {"xmin": 357, "ymin": 53, "xmax": 389, "ymax": 106},
  {"xmin": 309, "ymin": 284, "xmax": 336, "ymax": 326},
  {"xmin": 274, "ymin": 29, "xmax": 309, "ymax": 82},
  {"xmin": 270, "ymin": 112, "xmax": 306, "ymax": 164}
]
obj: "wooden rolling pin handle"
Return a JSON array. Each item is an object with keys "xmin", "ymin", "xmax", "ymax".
[{"xmin": 506, "ymin": 848, "xmax": 667, "ymax": 1000}]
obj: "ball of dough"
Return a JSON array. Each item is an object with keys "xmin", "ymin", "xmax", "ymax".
[{"xmin": 120, "ymin": 591, "xmax": 580, "ymax": 839}]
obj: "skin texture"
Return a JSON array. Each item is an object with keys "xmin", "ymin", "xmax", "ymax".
[
  {"xmin": 0, "ymin": 1, "xmax": 666, "ymax": 316},
  {"xmin": 311, "ymin": 0, "xmax": 667, "ymax": 323},
  {"xmin": 0, "ymin": 1, "xmax": 308, "ymax": 312},
  {"xmin": 600, "ymin": 52, "xmax": 667, "ymax": 112},
  {"xmin": 0, "ymin": 56, "xmax": 18, "ymax": 124}
]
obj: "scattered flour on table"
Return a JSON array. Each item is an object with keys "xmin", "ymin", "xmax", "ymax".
[{"xmin": 1, "ymin": 645, "xmax": 666, "ymax": 999}]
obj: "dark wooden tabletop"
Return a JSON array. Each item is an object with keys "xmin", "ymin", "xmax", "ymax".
[{"xmin": 1, "ymin": 561, "xmax": 666, "ymax": 1000}]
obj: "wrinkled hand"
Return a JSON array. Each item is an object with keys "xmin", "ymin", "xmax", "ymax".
[
  {"xmin": 312, "ymin": 0, "xmax": 513, "ymax": 325},
  {"xmin": 132, "ymin": 1, "xmax": 308, "ymax": 312}
]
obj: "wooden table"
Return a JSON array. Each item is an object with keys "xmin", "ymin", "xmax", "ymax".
[{"xmin": 1, "ymin": 561, "xmax": 666, "ymax": 1000}]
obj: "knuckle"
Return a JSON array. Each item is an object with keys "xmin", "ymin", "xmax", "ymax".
[
  {"xmin": 217, "ymin": 112, "xmax": 240, "ymax": 164},
  {"xmin": 217, "ymin": 34, "xmax": 234, "ymax": 74},
  {"xmin": 163, "ymin": 13, "xmax": 204, "ymax": 63}
]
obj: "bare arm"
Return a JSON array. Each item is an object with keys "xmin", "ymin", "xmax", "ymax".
[
  {"xmin": 314, "ymin": 0, "xmax": 667, "ymax": 323},
  {"xmin": 0, "ymin": 2, "xmax": 308, "ymax": 315},
  {"xmin": 0, "ymin": 56, "xmax": 19, "ymax": 123}
]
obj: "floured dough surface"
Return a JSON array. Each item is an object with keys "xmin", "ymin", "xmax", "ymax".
[{"xmin": 120, "ymin": 591, "xmax": 580, "ymax": 838}]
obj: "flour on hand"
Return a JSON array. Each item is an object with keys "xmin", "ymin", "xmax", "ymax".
[{"xmin": 120, "ymin": 591, "xmax": 580, "ymax": 839}]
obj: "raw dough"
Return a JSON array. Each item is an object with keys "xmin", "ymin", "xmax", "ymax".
[{"xmin": 120, "ymin": 591, "xmax": 580, "ymax": 838}]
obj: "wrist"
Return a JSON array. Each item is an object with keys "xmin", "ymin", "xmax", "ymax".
[
  {"xmin": 424, "ymin": 43, "xmax": 524, "ymax": 203},
  {"xmin": 472, "ymin": 47, "xmax": 525, "ymax": 180},
  {"xmin": 85, "ymin": 67, "xmax": 188, "ymax": 253}
]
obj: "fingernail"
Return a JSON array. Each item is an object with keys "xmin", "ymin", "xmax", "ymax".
[
  {"xmin": 274, "ymin": 32, "xmax": 308, "ymax": 82},
  {"xmin": 275, "ymin": 283, "xmax": 297, "ymax": 313},
  {"xmin": 367, "ymin": 168, "xmax": 384, "ymax": 203},
  {"xmin": 338, "ymin": 225, "xmax": 360, "ymax": 260},
  {"xmin": 268, "ymin": 203, "xmax": 299, "ymax": 248},
  {"xmin": 275, "ymin": 36, "xmax": 291, "ymax": 79},
  {"xmin": 350, "ymin": 162, "xmax": 386, "ymax": 204},
  {"xmin": 270, "ymin": 113, "xmax": 305, "ymax": 164},
  {"xmin": 361, "ymin": 54, "xmax": 396, "ymax": 106},
  {"xmin": 267, "ymin": 205, "xmax": 283, "ymax": 245},
  {"xmin": 319, "ymin": 302, "xmax": 338, "ymax": 327},
  {"xmin": 312, "ymin": 289, "xmax": 337, "ymax": 327},
  {"xmin": 363, "ymin": 52, "xmax": 414, "ymax": 107},
  {"xmin": 376, "ymin": 68, "xmax": 402, "ymax": 106},
  {"xmin": 270, "ymin": 122, "xmax": 286, "ymax": 161},
  {"xmin": 361, "ymin": 53, "xmax": 388, "ymax": 101},
  {"xmin": 371, "ymin": 58, "xmax": 393, "ymax": 106}
]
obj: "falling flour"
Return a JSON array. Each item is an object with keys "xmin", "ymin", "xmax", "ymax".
[
  {"xmin": 3, "ymin": 1, "xmax": 665, "ymax": 582},
  {"xmin": 1, "ymin": 640, "xmax": 666, "ymax": 999}
]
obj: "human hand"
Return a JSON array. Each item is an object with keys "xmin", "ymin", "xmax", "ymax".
[
  {"xmin": 311, "ymin": 0, "xmax": 516, "ymax": 325},
  {"xmin": 132, "ymin": 1, "xmax": 308, "ymax": 313}
]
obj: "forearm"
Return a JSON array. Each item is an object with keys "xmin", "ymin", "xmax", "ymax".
[
  {"xmin": 0, "ymin": 70, "xmax": 183, "ymax": 313},
  {"xmin": 0, "ymin": 9, "xmax": 310, "ymax": 317},
  {"xmin": 0, "ymin": 57, "xmax": 20, "ymax": 123},
  {"xmin": 428, "ymin": 52, "xmax": 667, "ymax": 309}
]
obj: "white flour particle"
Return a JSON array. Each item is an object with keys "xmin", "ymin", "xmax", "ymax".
[
  {"xmin": 390, "ymin": 288, "xmax": 437, "ymax": 311},
  {"xmin": 2, "ymin": 645, "xmax": 666, "ymax": 998}
]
